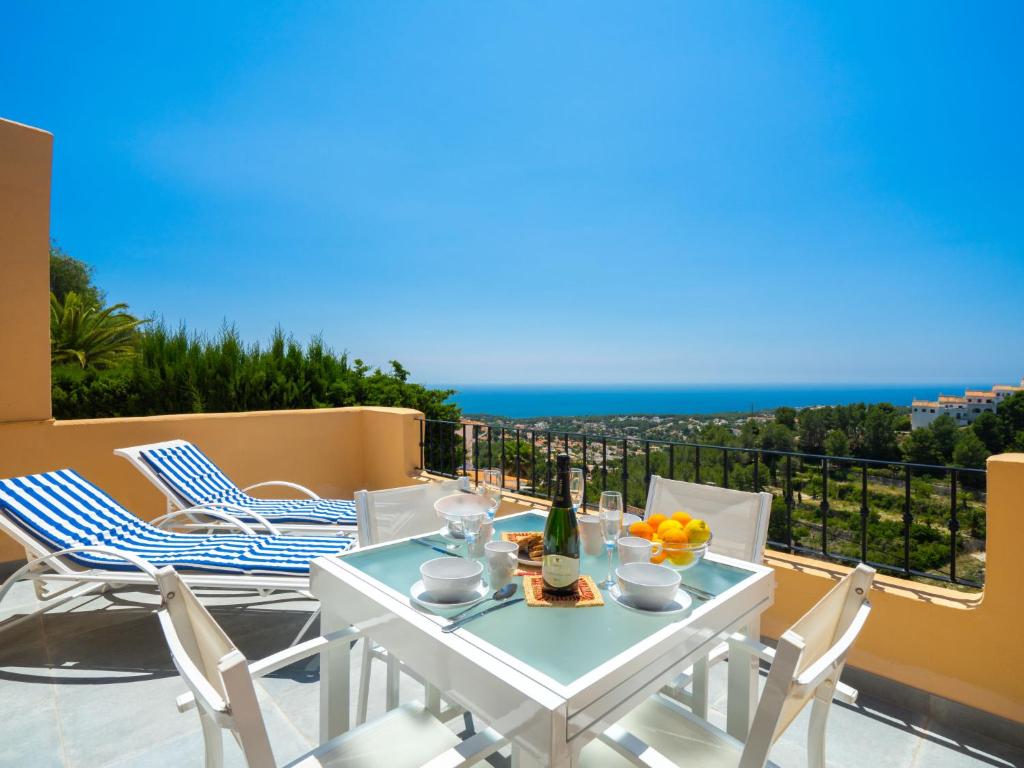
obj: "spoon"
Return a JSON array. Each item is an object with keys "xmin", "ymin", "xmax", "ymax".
[{"xmin": 445, "ymin": 582, "xmax": 518, "ymax": 624}]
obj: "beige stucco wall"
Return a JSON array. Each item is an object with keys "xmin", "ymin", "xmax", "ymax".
[{"xmin": 0, "ymin": 118, "xmax": 52, "ymax": 423}]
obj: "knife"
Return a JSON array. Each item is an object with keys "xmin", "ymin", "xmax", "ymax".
[
  {"xmin": 442, "ymin": 597, "xmax": 524, "ymax": 632},
  {"xmin": 411, "ymin": 538, "xmax": 460, "ymax": 557}
]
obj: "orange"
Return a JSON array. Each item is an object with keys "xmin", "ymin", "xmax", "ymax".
[
  {"xmin": 628, "ymin": 521, "xmax": 655, "ymax": 540},
  {"xmin": 657, "ymin": 519, "xmax": 683, "ymax": 537},
  {"xmin": 649, "ymin": 549, "xmax": 668, "ymax": 564},
  {"xmin": 671, "ymin": 511, "xmax": 693, "ymax": 525},
  {"xmin": 647, "ymin": 513, "xmax": 668, "ymax": 531},
  {"xmin": 683, "ymin": 519, "xmax": 711, "ymax": 544},
  {"xmin": 661, "ymin": 528, "xmax": 689, "ymax": 545}
]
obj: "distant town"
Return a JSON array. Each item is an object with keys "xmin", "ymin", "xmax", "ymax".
[{"xmin": 911, "ymin": 377, "xmax": 1024, "ymax": 430}]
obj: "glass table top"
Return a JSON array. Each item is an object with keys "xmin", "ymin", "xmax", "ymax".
[{"xmin": 340, "ymin": 511, "xmax": 757, "ymax": 687}]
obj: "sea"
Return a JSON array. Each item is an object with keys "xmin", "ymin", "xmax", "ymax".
[{"xmin": 439, "ymin": 384, "xmax": 981, "ymax": 418}]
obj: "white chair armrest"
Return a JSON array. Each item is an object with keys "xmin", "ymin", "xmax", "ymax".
[
  {"xmin": 420, "ymin": 727, "xmax": 507, "ymax": 768},
  {"xmin": 170, "ymin": 503, "xmax": 284, "ymax": 536},
  {"xmin": 151, "ymin": 507, "xmax": 261, "ymax": 536},
  {"xmin": 727, "ymin": 632, "xmax": 776, "ymax": 663},
  {"xmin": 176, "ymin": 627, "xmax": 360, "ymax": 713},
  {"xmin": 242, "ymin": 480, "xmax": 320, "ymax": 499}
]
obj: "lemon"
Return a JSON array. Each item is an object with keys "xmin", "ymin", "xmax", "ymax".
[
  {"xmin": 657, "ymin": 519, "xmax": 683, "ymax": 536},
  {"xmin": 671, "ymin": 511, "xmax": 693, "ymax": 525},
  {"xmin": 683, "ymin": 519, "xmax": 710, "ymax": 544},
  {"xmin": 668, "ymin": 550, "xmax": 695, "ymax": 567}
]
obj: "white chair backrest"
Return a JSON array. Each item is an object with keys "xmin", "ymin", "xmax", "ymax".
[
  {"xmin": 739, "ymin": 564, "xmax": 875, "ymax": 768},
  {"xmin": 155, "ymin": 566, "xmax": 277, "ymax": 768},
  {"xmin": 354, "ymin": 477, "xmax": 469, "ymax": 547},
  {"xmin": 643, "ymin": 476, "xmax": 772, "ymax": 563}
]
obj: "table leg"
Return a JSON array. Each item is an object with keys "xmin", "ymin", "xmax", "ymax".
[
  {"xmin": 319, "ymin": 603, "xmax": 350, "ymax": 742},
  {"xmin": 726, "ymin": 619, "xmax": 760, "ymax": 740}
]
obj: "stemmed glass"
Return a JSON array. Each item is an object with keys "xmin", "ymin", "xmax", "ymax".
[
  {"xmin": 570, "ymin": 468, "xmax": 584, "ymax": 514},
  {"xmin": 599, "ymin": 491, "xmax": 623, "ymax": 589},
  {"xmin": 461, "ymin": 509, "xmax": 485, "ymax": 565},
  {"xmin": 480, "ymin": 468, "xmax": 502, "ymax": 526}
]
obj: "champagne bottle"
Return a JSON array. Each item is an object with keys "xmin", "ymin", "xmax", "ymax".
[{"xmin": 542, "ymin": 453, "xmax": 580, "ymax": 595}]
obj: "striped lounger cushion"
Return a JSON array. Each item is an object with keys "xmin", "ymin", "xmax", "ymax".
[
  {"xmin": 0, "ymin": 469, "xmax": 356, "ymax": 574},
  {"xmin": 140, "ymin": 442, "xmax": 357, "ymax": 526}
]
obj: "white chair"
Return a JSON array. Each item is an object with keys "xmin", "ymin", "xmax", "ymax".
[
  {"xmin": 643, "ymin": 476, "xmax": 773, "ymax": 718},
  {"xmin": 353, "ymin": 477, "xmax": 470, "ymax": 725},
  {"xmin": 581, "ymin": 563, "xmax": 876, "ymax": 768},
  {"xmin": 154, "ymin": 565, "xmax": 505, "ymax": 768}
]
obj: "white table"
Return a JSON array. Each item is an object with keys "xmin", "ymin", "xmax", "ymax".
[{"xmin": 310, "ymin": 510, "xmax": 774, "ymax": 766}]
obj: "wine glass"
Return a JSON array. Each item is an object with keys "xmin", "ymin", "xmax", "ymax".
[
  {"xmin": 599, "ymin": 491, "xmax": 623, "ymax": 589},
  {"xmin": 570, "ymin": 468, "xmax": 584, "ymax": 514},
  {"xmin": 480, "ymin": 468, "xmax": 502, "ymax": 524},
  {"xmin": 460, "ymin": 509, "xmax": 485, "ymax": 565}
]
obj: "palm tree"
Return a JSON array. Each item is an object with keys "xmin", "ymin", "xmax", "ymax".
[{"xmin": 50, "ymin": 291, "xmax": 149, "ymax": 369}]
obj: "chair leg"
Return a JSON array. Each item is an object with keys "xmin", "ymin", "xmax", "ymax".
[
  {"xmin": 356, "ymin": 638, "xmax": 373, "ymax": 725},
  {"xmin": 198, "ymin": 709, "xmax": 224, "ymax": 768},
  {"xmin": 807, "ymin": 692, "xmax": 832, "ymax": 768},
  {"xmin": 385, "ymin": 652, "xmax": 400, "ymax": 711},
  {"xmin": 690, "ymin": 657, "xmax": 710, "ymax": 720}
]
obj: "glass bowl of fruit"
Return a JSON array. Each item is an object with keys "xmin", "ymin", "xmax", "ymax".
[{"xmin": 627, "ymin": 512, "xmax": 713, "ymax": 572}]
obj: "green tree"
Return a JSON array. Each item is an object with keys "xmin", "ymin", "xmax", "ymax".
[
  {"xmin": 952, "ymin": 429, "xmax": 988, "ymax": 469},
  {"xmin": 50, "ymin": 291, "xmax": 148, "ymax": 369},
  {"xmin": 824, "ymin": 428, "xmax": 850, "ymax": 458},
  {"xmin": 50, "ymin": 243, "xmax": 103, "ymax": 306},
  {"xmin": 903, "ymin": 427, "xmax": 942, "ymax": 465},
  {"xmin": 970, "ymin": 411, "xmax": 1003, "ymax": 454},
  {"xmin": 760, "ymin": 422, "xmax": 795, "ymax": 454},
  {"xmin": 738, "ymin": 418, "xmax": 760, "ymax": 449},
  {"xmin": 797, "ymin": 409, "xmax": 829, "ymax": 454},
  {"xmin": 929, "ymin": 414, "xmax": 958, "ymax": 461},
  {"xmin": 862, "ymin": 404, "xmax": 900, "ymax": 460},
  {"xmin": 997, "ymin": 392, "xmax": 1024, "ymax": 451},
  {"xmin": 774, "ymin": 407, "xmax": 797, "ymax": 430}
]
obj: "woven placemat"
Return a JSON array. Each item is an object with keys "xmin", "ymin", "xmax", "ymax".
[{"xmin": 523, "ymin": 574, "xmax": 604, "ymax": 607}]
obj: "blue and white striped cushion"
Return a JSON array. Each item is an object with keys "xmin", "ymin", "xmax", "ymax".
[
  {"xmin": 0, "ymin": 469, "xmax": 355, "ymax": 574},
  {"xmin": 140, "ymin": 443, "xmax": 357, "ymax": 526}
]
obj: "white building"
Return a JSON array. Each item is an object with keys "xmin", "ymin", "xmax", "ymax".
[{"xmin": 911, "ymin": 377, "xmax": 1024, "ymax": 430}]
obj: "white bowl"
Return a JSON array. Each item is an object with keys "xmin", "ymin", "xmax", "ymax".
[
  {"xmin": 615, "ymin": 562, "xmax": 682, "ymax": 611},
  {"xmin": 419, "ymin": 557, "xmax": 483, "ymax": 603},
  {"xmin": 434, "ymin": 493, "xmax": 495, "ymax": 537}
]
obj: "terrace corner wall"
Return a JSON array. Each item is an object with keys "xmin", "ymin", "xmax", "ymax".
[
  {"xmin": 763, "ymin": 452, "xmax": 1024, "ymax": 724},
  {"xmin": 0, "ymin": 118, "xmax": 53, "ymax": 424}
]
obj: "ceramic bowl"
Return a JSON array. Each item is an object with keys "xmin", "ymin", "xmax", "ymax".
[
  {"xmin": 434, "ymin": 493, "xmax": 495, "ymax": 537},
  {"xmin": 615, "ymin": 562, "xmax": 682, "ymax": 611},
  {"xmin": 419, "ymin": 557, "xmax": 484, "ymax": 603}
]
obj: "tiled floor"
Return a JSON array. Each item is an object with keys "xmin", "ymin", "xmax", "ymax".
[{"xmin": 0, "ymin": 581, "xmax": 1020, "ymax": 767}]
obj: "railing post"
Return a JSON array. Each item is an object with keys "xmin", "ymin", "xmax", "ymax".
[
  {"xmin": 418, "ymin": 419, "xmax": 424, "ymax": 471},
  {"xmin": 531, "ymin": 430, "xmax": 537, "ymax": 492},
  {"xmin": 860, "ymin": 462, "xmax": 869, "ymax": 564},
  {"xmin": 602, "ymin": 439, "xmax": 608, "ymax": 491},
  {"xmin": 722, "ymin": 449, "xmax": 729, "ymax": 488},
  {"xmin": 621, "ymin": 439, "xmax": 629, "ymax": 507},
  {"xmin": 949, "ymin": 469, "xmax": 959, "ymax": 584},
  {"xmin": 462, "ymin": 423, "xmax": 468, "ymax": 478},
  {"xmin": 753, "ymin": 451, "xmax": 760, "ymax": 491},
  {"xmin": 581, "ymin": 434, "xmax": 588, "ymax": 509},
  {"xmin": 820, "ymin": 458, "xmax": 829, "ymax": 557},
  {"xmin": 546, "ymin": 432, "xmax": 552, "ymax": 499},
  {"xmin": 643, "ymin": 441, "xmax": 651, "ymax": 501},
  {"xmin": 903, "ymin": 466, "xmax": 913, "ymax": 578},
  {"xmin": 695, "ymin": 445, "xmax": 701, "ymax": 484},
  {"xmin": 668, "ymin": 444, "xmax": 675, "ymax": 480},
  {"xmin": 515, "ymin": 429, "xmax": 521, "ymax": 493},
  {"xmin": 473, "ymin": 425, "xmax": 480, "ymax": 485},
  {"xmin": 785, "ymin": 454, "xmax": 794, "ymax": 553},
  {"xmin": 500, "ymin": 427, "xmax": 506, "ymax": 489}
]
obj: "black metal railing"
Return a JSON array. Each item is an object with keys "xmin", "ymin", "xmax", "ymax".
[{"xmin": 418, "ymin": 418, "xmax": 987, "ymax": 589}]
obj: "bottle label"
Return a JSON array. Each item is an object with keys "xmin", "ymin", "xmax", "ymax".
[{"xmin": 542, "ymin": 554, "xmax": 579, "ymax": 588}]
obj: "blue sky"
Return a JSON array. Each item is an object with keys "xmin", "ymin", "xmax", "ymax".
[{"xmin": 4, "ymin": 2, "xmax": 1023, "ymax": 385}]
